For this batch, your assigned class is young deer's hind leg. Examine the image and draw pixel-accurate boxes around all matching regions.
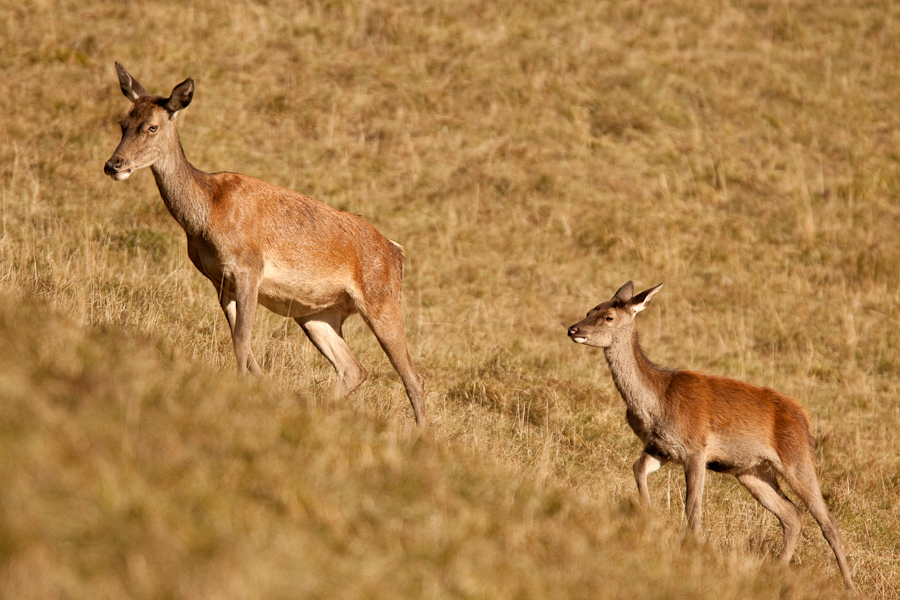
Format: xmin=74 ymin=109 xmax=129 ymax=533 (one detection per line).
xmin=782 ymin=461 xmax=856 ymax=592
xmin=735 ymin=467 xmax=803 ymax=563
xmin=296 ymin=310 xmax=367 ymax=398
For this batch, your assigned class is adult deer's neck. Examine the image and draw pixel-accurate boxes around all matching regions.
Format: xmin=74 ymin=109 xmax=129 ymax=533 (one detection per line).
xmin=150 ymin=126 xmax=211 ymax=237
xmin=604 ymin=325 xmax=670 ymax=420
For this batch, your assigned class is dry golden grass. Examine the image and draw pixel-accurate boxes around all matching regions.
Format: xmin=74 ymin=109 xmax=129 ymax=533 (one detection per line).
xmin=1 ymin=0 xmax=899 ymax=597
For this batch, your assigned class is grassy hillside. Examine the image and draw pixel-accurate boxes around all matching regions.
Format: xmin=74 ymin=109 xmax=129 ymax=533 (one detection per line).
xmin=0 ymin=293 xmax=845 ymax=599
xmin=1 ymin=0 xmax=898 ymax=597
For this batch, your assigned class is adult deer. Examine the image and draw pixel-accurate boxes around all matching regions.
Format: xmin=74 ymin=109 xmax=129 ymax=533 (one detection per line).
xmin=567 ymin=281 xmax=855 ymax=592
xmin=104 ymin=62 xmax=425 ymax=425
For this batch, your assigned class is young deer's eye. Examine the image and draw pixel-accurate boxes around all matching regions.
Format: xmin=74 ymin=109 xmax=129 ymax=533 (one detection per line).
xmin=148 ymin=125 xmax=158 ymax=133
xmin=604 ymin=316 xmax=614 ymax=322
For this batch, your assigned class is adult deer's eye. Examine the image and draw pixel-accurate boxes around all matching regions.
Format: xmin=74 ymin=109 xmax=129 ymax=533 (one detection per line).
xmin=148 ymin=125 xmax=158 ymax=133
xmin=604 ymin=316 xmax=614 ymax=322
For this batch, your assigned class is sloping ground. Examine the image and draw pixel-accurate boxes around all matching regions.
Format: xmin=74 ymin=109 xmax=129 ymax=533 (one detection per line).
xmin=1 ymin=0 xmax=899 ymax=597
xmin=0 ymin=293 xmax=845 ymax=599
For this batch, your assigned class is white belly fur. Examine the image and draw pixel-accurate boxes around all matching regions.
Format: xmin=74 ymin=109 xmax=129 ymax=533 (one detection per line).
xmin=257 ymin=259 xmax=356 ymax=318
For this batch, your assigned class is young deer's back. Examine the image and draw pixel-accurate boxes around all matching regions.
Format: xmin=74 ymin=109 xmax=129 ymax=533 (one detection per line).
xmin=662 ymin=371 xmax=814 ymax=473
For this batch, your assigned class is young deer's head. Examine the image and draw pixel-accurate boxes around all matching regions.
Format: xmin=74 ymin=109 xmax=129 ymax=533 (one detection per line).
xmin=104 ymin=62 xmax=194 ymax=181
xmin=567 ymin=281 xmax=663 ymax=348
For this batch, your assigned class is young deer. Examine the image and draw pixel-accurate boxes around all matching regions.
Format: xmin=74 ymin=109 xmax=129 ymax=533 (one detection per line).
xmin=104 ymin=63 xmax=425 ymax=425
xmin=567 ymin=281 xmax=855 ymax=592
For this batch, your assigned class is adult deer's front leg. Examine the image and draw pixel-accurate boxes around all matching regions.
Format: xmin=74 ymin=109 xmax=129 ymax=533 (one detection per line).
xmin=220 ymin=271 xmax=263 ymax=375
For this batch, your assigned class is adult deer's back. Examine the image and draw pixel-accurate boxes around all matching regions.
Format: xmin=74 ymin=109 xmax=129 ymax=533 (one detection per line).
xmin=104 ymin=62 xmax=425 ymax=424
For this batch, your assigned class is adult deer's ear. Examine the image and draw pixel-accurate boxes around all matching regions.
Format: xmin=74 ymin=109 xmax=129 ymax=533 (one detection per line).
xmin=165 ymin=78 xmax=194 ymax=114
xmin=629 ymin=283 xmax=664 ymax=314
xmin=613 ymin=280 xmax=634 ymax=302
xmin=115 ymin=62 xmax=148 ymax=103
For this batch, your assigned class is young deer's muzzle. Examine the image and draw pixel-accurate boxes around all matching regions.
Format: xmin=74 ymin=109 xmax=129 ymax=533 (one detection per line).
xmin=567 ymin=325 xmax=586 ymax=343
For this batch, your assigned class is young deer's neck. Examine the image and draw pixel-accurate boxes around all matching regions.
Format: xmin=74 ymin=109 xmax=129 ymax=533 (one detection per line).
xmin=604 ymin=324 xmax=667 ymax=420
xmin=150 ymin=126 xmax=211 ymax=237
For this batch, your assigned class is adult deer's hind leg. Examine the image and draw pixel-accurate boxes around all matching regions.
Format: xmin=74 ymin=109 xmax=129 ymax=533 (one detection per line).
xmin=296 ymin=310 xmax=367 ymax=398
xmin=359 ymin=297 xmax=425 ymax=425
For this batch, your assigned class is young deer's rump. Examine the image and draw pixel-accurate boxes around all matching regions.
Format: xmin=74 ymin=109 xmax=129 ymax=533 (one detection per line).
xmin=567 ymin=281 xmax=854 ymax=592
xmin=104 ymin=63 xmax=425 ymax=424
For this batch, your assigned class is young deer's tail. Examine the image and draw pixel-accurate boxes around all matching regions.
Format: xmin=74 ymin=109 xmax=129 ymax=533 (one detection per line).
xmin=389 ymin=240 xmax=406 ymax=279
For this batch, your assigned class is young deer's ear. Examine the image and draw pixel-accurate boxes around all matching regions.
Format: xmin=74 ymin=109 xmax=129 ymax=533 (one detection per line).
xmin=115 ymin=62 xmax=148 ymax=103
xmin=164 ymin=78 xmax=194 ymax=114
xmin=630 ymin=283 xmax=663 ymax=314
xmin=613 ymin=280 xmax=634 ymax=302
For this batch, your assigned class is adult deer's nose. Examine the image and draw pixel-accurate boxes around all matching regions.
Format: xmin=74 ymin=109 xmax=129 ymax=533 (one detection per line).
xmin=104 ymin=157 xmax=122 ymax=176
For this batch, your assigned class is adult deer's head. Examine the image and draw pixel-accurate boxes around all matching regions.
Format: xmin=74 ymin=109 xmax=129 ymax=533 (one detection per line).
xmin=104 ymin=62 xmax=194 ymax=180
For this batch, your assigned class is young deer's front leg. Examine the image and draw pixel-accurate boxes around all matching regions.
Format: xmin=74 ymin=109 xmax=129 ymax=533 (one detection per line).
xmin=633 ymin=450 xmax=667 ymax=508
xmin=683 ymin=453 xmax=707 ymax=533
